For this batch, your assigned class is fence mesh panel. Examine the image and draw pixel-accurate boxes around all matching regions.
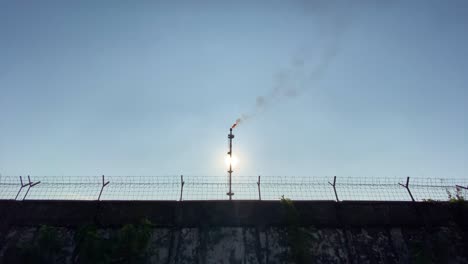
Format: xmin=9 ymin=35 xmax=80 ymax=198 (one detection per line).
xmin=21 ymin=176 xmax=101 ymax=201
xmin=0 ymin=175 xmax=467 ymax=201
xmin=100 ymin=176 xmax=180 ymax=201
xmin=0 ymin=176 xmax=21 ymax=200
xmin=410 ymin=178 xmax=468 ymax=201
xmin=336 ymin=177 xmax=410 ymax=201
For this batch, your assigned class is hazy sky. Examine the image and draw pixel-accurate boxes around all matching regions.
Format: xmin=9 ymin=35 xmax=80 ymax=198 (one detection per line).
xmin=1 ymin=0 xmax=467 ymax=178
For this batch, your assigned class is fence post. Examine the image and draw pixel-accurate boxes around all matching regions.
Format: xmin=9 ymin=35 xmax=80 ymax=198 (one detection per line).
xmin=456 ymin=185 xmax=468 ymax=190
xmin=398 ymin=176 xmax=415 ymax=202
xmin=15 ymin=176 xmax=28 ymax=200
xmin=179 ymin=175 xmax=185 ymax=201
xmin=97 ymin=175 xmax=110 ymax=201
xmin=257 ymin=175 xmax=261 ymax=201
xmin=23 ymin=175 xmax=41 ymax=201
xmin=328 ymin=176 xmax=339 ymax=202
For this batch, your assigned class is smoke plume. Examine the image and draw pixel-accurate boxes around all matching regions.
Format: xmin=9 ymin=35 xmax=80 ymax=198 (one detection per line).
xmin=231 ymin=3 xmax=351 ymax=129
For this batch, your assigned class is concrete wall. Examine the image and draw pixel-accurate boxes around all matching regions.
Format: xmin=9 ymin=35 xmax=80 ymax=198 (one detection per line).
xmin=0 ymin=200 xmax=467 ymax=263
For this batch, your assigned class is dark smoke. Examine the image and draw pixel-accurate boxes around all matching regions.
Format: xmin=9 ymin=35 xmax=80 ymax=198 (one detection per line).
xmin=232 ymin=2 xmax=351 ymax=128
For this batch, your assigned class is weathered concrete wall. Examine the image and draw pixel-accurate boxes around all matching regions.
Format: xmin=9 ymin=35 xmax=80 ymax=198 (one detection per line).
xmin=0 ymin=200 xmax=467 ymax=263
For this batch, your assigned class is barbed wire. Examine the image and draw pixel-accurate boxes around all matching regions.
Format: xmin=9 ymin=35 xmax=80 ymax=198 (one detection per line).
xmin=0 ymin=175 xmax=467 ymax=202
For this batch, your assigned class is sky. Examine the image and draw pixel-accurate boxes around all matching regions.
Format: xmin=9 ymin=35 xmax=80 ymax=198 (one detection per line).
xmin=1 ymin=0 xmax=467 ymax=179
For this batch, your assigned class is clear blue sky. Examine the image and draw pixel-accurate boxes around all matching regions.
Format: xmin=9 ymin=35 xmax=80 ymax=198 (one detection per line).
xmin=1 ymin=0 xmax=467 ymax=178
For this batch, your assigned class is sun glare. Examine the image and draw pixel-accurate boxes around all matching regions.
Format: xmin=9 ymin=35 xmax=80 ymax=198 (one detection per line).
xmin=224 ymin=155 xmax=239 ymax=168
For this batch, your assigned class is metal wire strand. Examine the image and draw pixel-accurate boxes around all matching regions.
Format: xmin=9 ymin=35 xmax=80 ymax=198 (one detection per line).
xmin=0 ymin=175 xmax=467 ymax=201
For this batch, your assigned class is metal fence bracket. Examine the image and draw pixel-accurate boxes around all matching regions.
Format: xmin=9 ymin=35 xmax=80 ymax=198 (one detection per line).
xmin=22 ymin=175 xmax=41 ymax=201
xmin=97 ymin=175 xmax=110 ymax=201
xmin=15 ymin=176 xmax=28 ymax=200
xmin=328 ymin=176 xmax=340 ymax=202
xmin=398 ymin=176 xmax=415 ymax=202
xmin=180 ymin=175 xmax=185 ymax=201
xmin=257 ymin=175 xmax=262 ymax=201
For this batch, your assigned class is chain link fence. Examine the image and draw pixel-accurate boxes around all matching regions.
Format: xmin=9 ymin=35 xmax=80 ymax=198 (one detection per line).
xmin=0 ymin=175 xmax=467 ymax=202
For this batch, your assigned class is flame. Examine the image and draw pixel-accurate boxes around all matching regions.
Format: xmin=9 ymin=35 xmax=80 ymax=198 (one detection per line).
xmin=231 ymin=118 xmax=241 ymax=129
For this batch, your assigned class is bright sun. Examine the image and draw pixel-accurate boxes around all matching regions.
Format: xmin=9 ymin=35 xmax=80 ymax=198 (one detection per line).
xmin=224 ymin=155 xmax=239 ymax=168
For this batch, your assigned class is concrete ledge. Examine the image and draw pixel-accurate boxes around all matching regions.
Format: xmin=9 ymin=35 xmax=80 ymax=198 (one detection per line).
xmin=0 ymin=200 xmax=466 ymax=228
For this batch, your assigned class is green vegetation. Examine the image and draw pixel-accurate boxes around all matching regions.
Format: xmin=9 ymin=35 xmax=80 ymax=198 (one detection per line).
xmin=280 ymin=195 xmax=312 ymax=263
xmin=10 ymin=220 xmax=153 ymax=264
xmin=422 ymin=187 xmax=466 ymax=203
xmin=15 ymin=225 xmax=64 ymax=264
xmin=114 ymin=219 xmax=153 ymax=263
xmin=74 ymin=225 xmax=111 ymax=264
xmin=409 ymin=226 xmax=460 ymax=264
xmin=74 ymin=218 xmax=153 ymax=264
xmin=447 ymin=187 xmax=465 ymax=203
xmin=409 ymin=239 xmax=433 ymax=264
